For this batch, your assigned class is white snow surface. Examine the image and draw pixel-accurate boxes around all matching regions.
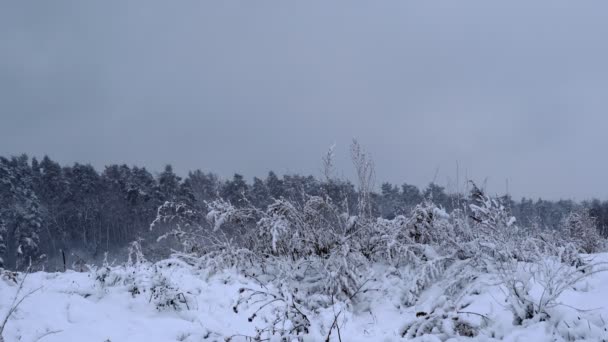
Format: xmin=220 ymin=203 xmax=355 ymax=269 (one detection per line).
xmin=2 ymin=254 xmax=608 ymax=342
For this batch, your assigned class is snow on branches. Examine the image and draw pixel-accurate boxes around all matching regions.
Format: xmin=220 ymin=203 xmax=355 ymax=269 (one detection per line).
xmin=140 ymin=164 xmax=607 ymax=340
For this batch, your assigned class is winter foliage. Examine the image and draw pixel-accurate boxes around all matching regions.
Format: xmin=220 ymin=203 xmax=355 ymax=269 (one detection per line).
xmin=1 ymin=144 xmax=608 ymax=341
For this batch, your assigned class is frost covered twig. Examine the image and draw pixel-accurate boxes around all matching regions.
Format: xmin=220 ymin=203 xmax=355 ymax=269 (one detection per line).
xmin=0 ymin=269 xmax=41 ymax=341
xmin=34 ymin=329 xmax=63 ymax=341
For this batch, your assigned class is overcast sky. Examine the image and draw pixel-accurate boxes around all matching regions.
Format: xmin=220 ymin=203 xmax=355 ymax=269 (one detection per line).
xmin=2 ymin=1 xmax=608 ymax=200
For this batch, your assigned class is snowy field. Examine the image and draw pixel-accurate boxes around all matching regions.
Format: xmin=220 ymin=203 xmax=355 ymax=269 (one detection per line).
xmin=2 ymin=253 xmax=608 ymax=342
xmin=2 ymin=181 xmax=608 ymax=341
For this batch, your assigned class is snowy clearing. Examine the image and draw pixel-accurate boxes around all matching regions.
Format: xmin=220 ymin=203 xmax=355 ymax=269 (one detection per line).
xmin=2 ymin=253 xmax=608 ymax=342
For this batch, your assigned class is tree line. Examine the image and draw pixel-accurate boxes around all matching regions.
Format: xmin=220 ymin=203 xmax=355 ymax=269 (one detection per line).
xmin=1 ymin=154 xmax=607 ymax=270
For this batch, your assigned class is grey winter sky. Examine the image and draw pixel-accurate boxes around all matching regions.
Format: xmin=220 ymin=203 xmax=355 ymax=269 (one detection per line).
xmin=2 ymin=1 xmax=608 ymax=200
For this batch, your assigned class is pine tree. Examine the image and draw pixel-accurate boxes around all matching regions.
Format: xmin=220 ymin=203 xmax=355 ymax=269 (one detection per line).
xmin=251 ymin=177 xmax=270 ymax=208
xmin=265 ymin=171 xmax=284 ymax=199
xmin=423 ymin=183 xmax=448 ymax=209
xmin=380 ymin=182 xmax=400 ymax=219
xmin=157 ymin=165 xmax=181 ymax=202
xmin=401 ymin=183 xmax=422 ymax=212
xmin=0 ymin=155 xmax=42 ymax=269
xmin=33 ymin=156 xmax=67 ymax=259
xmin=183 ymin=170 xmax=219 ymax=208
xmin=221 ymin=174 xmax=249 ymax=207
xmin=63 ymin=163 xmax=102 ymax=250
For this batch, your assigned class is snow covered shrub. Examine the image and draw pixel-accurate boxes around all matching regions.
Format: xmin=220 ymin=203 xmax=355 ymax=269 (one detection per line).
xmin=562 ymin=209 xmax=602 ymax=253
xmin=127 ymin=240 xmax=147 ymax=265
xmin=143 ymin=165 xmax=605 ymax=340
xmin=256 ymin=197 xmax=375 ymax=304
xmin=92 ymin=261 xmax=193 ymax=312
xmin=174 ymin=236 xmax=259 ymax=278
xmin=401 ymin=297 xmax=481 ymax=339
xmin=371 ymin=204 xmax=455 ymax=267
xmin=0 ymin=269 xmax=18 ymax=284
xmin=368 ymin=203 xmax=477 ymax=307
xmin=465 ymin=183 xmax=569 ymax=266
xmin=234 ymin=283 xmax=311 ymax=340
xmin=154 ymin=198 xmax=261 ymax=256
xmin=255 ymin=196 xmax=353 ymax=258
xmin=468 ymin=183 xmax=519 ymax=248
xmin=148 ymin=270 xmax=191 ymax=311
xmin=203 ymin=195 xmax=373 ymax=304
xmin=491 ymin=249 xmax=608 ymax=326
xmin=247 ymin=252 xmax=369 ymax=311
xmin=151 ymin=201 xmax=203 ymax=253
xmin=552 ymin=312 xmax=608 ymax=341
xmin=464 ymin=196 xmax=608 ymax=328
xmin=256 ymin=199 xmax=316 ymax=256
xmin=93 ymin=265 xmax=123 ymax=290
xmin=152 ymin=193 xmax=374 ymax=325
xmin=406 ymin=201 xmax=452 ymax=245
xmin=206 ymin=198 xmax=258 ymax=233
xmin=491 ymin=257 xmax=537 ymax=325
xmin=152 ymin=201 xmax=200 ymax=228
xmin=519 ymin=233 xmax=585 ymax=267
xmin=150 ymin=199 xmax=259 ymax=279
xmin=89 ymin=243 xmax=195 ymax=312
xmin=401 ymin=256 xmax=456 ymax=306
xmin=318 ymin=248 xmax=370 ymax=302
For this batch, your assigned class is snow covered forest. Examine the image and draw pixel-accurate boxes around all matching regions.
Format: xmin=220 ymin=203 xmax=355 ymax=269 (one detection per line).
xmin=2 ymin=144 xmax=608 ymax=272
xmin=1 ymin=142 xmax=608 ymax=341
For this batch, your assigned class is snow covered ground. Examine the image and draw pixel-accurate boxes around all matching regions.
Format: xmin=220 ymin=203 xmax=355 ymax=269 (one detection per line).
xmin=2 ymin=254 xmax=608 ymax=342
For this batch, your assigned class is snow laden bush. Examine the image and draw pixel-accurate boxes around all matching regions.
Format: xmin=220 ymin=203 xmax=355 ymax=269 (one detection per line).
xmin=401 ymin=297 xmax=482 ymax=339
xmin=146 ymin=183 xmax=486 ymax=339
xmin=561 ymin=209 xmax=602 ymax=254
xmin=91 ymin=241 xmax=194 ymax=312
xmin=490 ymin=249 xmax=608 ymax=327
xmin=466 ymin=185 xmax=608 ymax=332
xmin=369 ymin=201 xmax=470 ymax=307
xmin=145 ymin=166 xmax=607 ymax=341
xmin=179 ymin=194 xmax=369 ymax=340
xmin=223 ymin=198 xmax=484 ymax=339
xmin=233 ymin=282 xmax=312 ymax=340
xmin=218 ymin=195 xmax=370 ymax=303
xmin=150 ymin=201 xmax=202 ymax=253
xmin=467 ymin=183 xmax=522 ymax=260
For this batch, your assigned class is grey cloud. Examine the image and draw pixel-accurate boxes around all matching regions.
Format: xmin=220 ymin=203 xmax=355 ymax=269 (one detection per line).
xmin=2 ymin=0 xmax=608 ymax=199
